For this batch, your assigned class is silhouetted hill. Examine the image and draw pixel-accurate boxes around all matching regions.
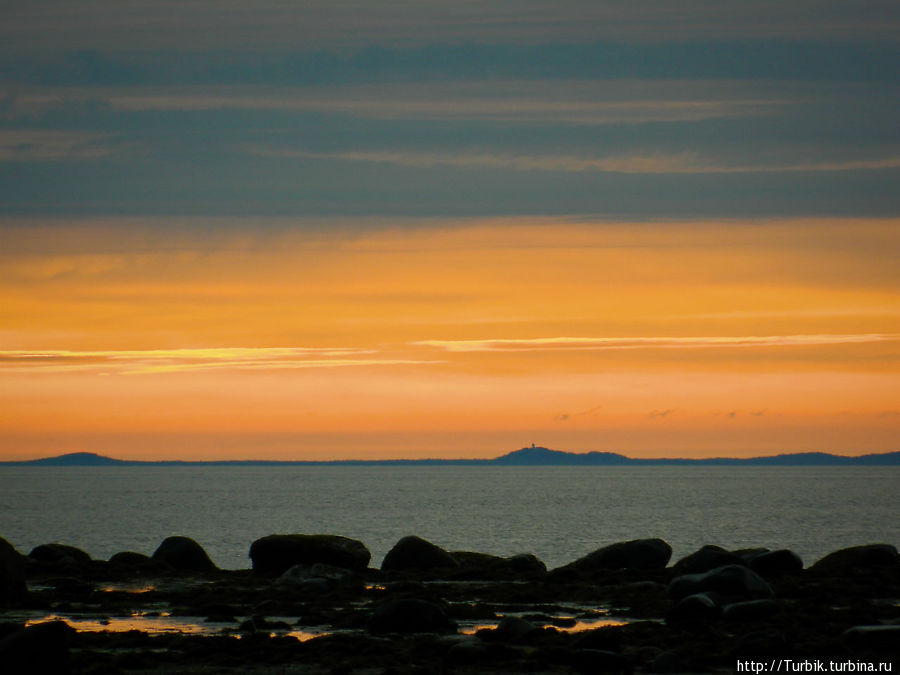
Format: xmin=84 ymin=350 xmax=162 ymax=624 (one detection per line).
xmin=492 ymin=446 xmax=631 ymax=465
xmin=2 ymin=448 xmax=898 ymax=467
xmin=19 ymin=452 xmax=133 ymax=466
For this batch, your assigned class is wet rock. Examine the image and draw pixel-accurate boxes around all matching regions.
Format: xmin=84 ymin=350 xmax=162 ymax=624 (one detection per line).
xmin=239 ymin=616 xmax=292 ymax=633
xmin=555 ymin=538 xmax=672 ymax=573
xmin=250 ymin=534 xmax=371 ymax=574
xmin=0 ymin=620 xmax=74 ymax=674
xmin=450 ymin=551 xmax=546 ymax=577
xmin=723 ymin=599 xmax=779 ymax=621
xmin=842 ymin=625 xmax=900 ymax=656
xmin=108 ymin=551 xmax=154 ymax=566
xmin=571 ymin=648 xmax=628 ymax=674
xmin=28 ymin=543 xmax=92 ymax=566
xmin=282 ymin=561 xmax=353 ymax=581
xmin=665 ymin=592 xmax=723 ymax=624
xmin=670 ymin=545 xmax=746 ymax=575
xmin=669 ymin=564 xmax=774 ymax=601
xmin=571 ymin=626 xmax=623 ymax=652
xmin=366 ymin=598 xmax=457 ymax=634
xmin=381 ymin=535 xmax=459 ymax=573
xmin=745 ymin=549 xmax=803 ymax=577
xmin=277 ymin=562 xmax=358 ymax=591
xmin=444 ymin=636 xmax=491 ymax=665
xmin=809 ymin=544 xmax=900 ymax=575
xmin=151 ymin=536 xmax=217 ymax=572
xmin=50 ymin=577 xmax=95 ymax=600
xmin=487 ymin=616 xmax=539 ymax=643
xmin=0 ymin=537 xmax=27 ymax=605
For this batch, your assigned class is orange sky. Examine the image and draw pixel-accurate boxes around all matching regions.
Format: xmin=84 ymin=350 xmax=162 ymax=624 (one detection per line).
xmin=1 ymin=216 xmax=898 ymax=460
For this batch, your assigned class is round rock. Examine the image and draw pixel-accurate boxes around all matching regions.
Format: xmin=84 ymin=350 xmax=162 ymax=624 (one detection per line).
xmin=152 ymin=536 xmax=217 ymax=572
xmin=381 ymin=535 xmax=459 ymax=572
xmin=249 ymin=534 xmax=371 ymax=574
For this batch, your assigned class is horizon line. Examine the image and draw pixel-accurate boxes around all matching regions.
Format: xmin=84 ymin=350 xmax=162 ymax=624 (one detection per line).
xmin=3 ymin=446 xmax=899 ymax=466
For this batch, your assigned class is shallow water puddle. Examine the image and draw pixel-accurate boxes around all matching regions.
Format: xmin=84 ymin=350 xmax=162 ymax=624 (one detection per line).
xmin=25 ymin=612 xmax=231 ymax=635
xmin=19 ymin=612 xmax=335 ymax=642
xmin=459 ymin=614 xmax=627 ymax=635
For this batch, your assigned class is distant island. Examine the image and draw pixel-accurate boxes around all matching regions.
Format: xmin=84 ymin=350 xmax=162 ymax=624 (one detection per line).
xmin=2 ymin=447 xmax=899 ymax=466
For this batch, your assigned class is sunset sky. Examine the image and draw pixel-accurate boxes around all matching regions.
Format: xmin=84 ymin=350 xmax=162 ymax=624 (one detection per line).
xmin=1 ymin=1 xmax=898 ymax=460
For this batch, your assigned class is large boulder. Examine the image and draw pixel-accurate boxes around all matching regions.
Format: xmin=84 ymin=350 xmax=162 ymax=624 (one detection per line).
xmin=842 ymin=626 xmax=900 ymax=656
xmin=108 ymin=551 xmax=164 ymax=569
xmin=0 ymin=537 xmax=27 ymax=605
xmin=152 ymin=536 xmax=217 ymax=572
xmin=669 ymin=564 xmax=773 ymax=602
xmin=366 ymin=598 xmax=457 ymax=634
xmin=28 ymin=543 xmax=91 ymax=567
xmin=0 ymin=620 xmax=74 ymax=674
xmin=809 ymin=544 xmax=900 ymax=575
xmin=555 ymin=538 xmax=672 ymax=574
xmin=249 ymin=534 xmax=370 ymax=574
xmin=745 ymin=549 xmax=803 ymax=577
xmin=381 ymin=535 xmax=458 ymax=573
xmin=670 ymin=545 xmax=745 ymax=575
xmin=450 ymin=551 xmax=546 ymax=578
xmin=665 ymin=592 xmax=723 ymax=624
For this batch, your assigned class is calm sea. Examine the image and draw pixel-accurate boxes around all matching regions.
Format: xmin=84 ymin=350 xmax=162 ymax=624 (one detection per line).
xmin=1 ymin=465 xmax=897 ymax=570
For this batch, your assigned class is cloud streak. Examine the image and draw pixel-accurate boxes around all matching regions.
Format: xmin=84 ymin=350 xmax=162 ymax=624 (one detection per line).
xmin=262 ymin=149 xmax=900 ymax=175
xmin=0 ymin=347 xmax=438 ymax=375
xmin=414 ymin=334 xmax=899 ymax=353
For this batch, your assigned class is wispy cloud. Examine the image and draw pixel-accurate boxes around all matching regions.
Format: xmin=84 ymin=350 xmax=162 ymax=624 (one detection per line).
xmin=0 ymin=347 xmax=438 ymax=375
xmin=256 ymin=148 xmax=900 ymax=175
xmin=414 ymin=334 xmax=899 ymax=352
xmin=95 ymin=84 xmax=780 ymax=125
xmin=0 ymin=131 xmax=127 ymax=161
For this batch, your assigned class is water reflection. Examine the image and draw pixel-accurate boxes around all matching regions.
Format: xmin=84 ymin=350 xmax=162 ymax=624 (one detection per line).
xmin=460 ymin=615 xmax=626 ymax=635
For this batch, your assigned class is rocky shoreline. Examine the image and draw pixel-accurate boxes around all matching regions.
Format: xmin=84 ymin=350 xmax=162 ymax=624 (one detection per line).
xmin=1 ymin=534 xmax=899 ymax=673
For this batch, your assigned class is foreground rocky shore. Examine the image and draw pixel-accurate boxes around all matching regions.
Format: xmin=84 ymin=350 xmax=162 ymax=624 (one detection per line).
xmin=1 ymin=534 xmax=899 ymax=674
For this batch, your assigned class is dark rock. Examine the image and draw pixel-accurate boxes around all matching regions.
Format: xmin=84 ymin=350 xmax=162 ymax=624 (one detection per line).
xmin=506 ymin=553 xmax=546 ymax=573
xmin=239 ymin=616 xmax=292 ymax=633
xmin=571 ymin=626 xmax=624 ymax=652
xmin=444 ymin=637 xmax=490 ymax=665
xmin=278 ymin=562 xmax=357 ymax=586
xmin=665 ymin=592 xmax=723 ymax=624
xmin=723 ymin=599 xmax=779 ymax=621
xmin=151 ymin=536 xmax=217 ymax=572
xmin=450 ymin=551 xmax=546 ymax=577
xmin=650 ymin=651 xmax=684 ymax=673
xmin=108 ymin=551 xmax=162 ymax=568
xmin=0 ymin=620 xmax=74 ymax=674
xmin=733 ymin=631 xmax=788 ymax=660
xmin=745 ymin=549 xmax=803 ymax=577
xmin=571 ymin=649 xmax=628 ymax=674
xmin=488 ymin=616 xmax=539 ymax=643
xmin=366 ymin=598 xmax=457 ymax=634
xmin=809 ymin=544 xmax=900 ymax=575
xmin=0 ymin=537 xmax=27 ymax=605
xmin=842 ymin=626 xmax=900 ymax=656
xmin=669 ymin=564 xmax=774 ymax=601
xmin=28 ymin=543 xmax=91 ymax=566
xmin=50 ymin=577 xmax=95 ymax=600
xmin=555 ymin=538 xmax=672 ymax=573
xmin=381 ymin=535 xmax=458 ymax=573
xmin=670 ymin=545 xmax=746 ymax=575
xmin=250 ymin=534 xmax=371 ymax=574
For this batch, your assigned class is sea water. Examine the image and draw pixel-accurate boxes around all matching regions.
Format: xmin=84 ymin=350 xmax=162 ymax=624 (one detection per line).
xmin=1 ymin=465 xmax=897 ymax=570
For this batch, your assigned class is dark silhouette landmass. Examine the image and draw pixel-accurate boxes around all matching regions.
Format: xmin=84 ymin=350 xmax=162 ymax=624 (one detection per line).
xmin=2 ymin=447 xmax=899 ymax=466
